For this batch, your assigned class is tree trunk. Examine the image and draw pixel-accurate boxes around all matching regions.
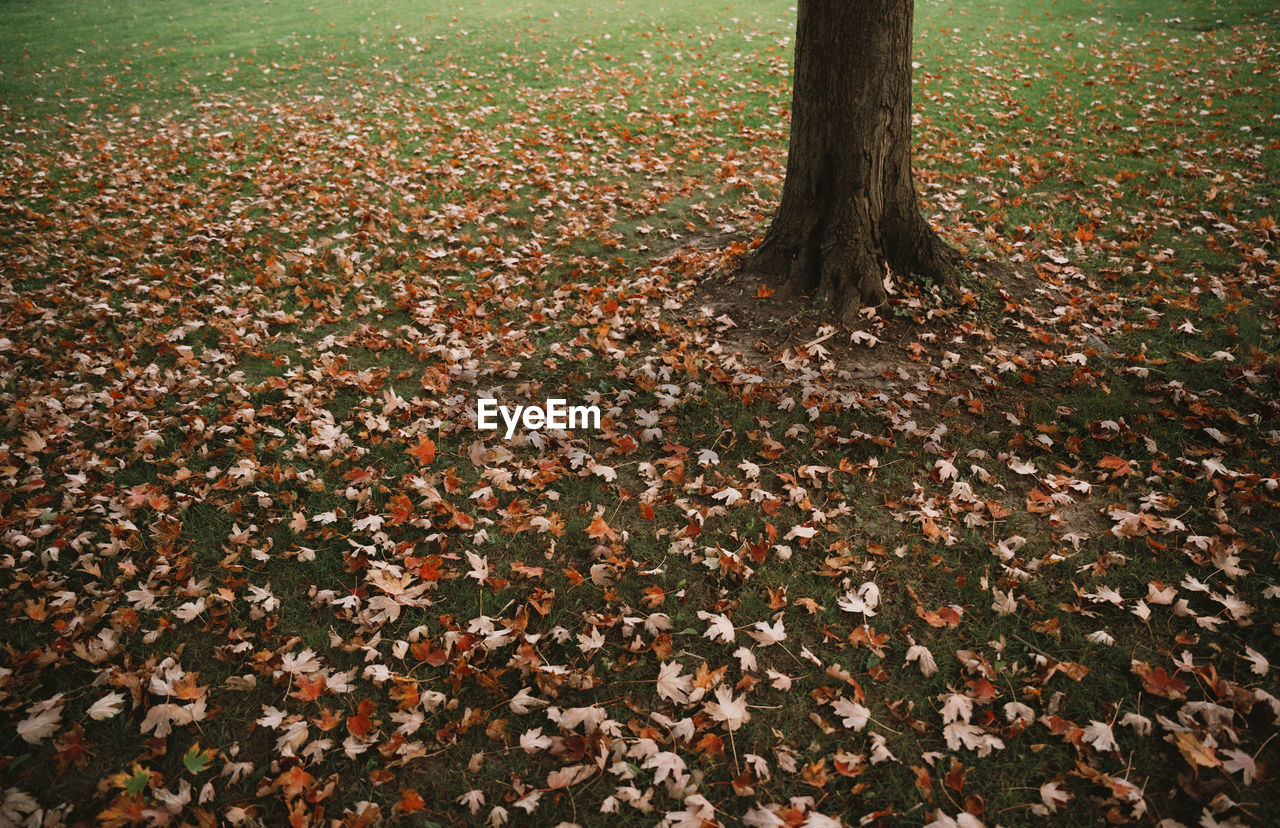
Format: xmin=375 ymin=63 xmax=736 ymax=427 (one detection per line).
xmin=750 ymin=0 xmax=959 ymax=322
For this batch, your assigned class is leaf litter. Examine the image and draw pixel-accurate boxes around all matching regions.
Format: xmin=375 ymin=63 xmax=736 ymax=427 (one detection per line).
xmin=1 ymin=2 xmax=1279 ymax=826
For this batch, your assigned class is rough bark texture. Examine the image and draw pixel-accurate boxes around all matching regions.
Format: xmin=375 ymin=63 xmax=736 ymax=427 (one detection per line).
xmin=750 ymin=0 xmax=959 ymax=321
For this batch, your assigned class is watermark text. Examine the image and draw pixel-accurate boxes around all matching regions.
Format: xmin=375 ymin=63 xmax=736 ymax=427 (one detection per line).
xmin=476 ymin=398 xmax=601 ymax=439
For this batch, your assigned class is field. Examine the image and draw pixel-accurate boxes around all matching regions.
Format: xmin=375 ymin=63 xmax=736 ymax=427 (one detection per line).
xmin=2 ymin=0 xmax=1279 ymax=825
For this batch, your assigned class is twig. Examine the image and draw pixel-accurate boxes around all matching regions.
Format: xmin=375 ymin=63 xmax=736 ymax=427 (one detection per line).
xmin=1011 ymin=633 xmax=1055 ymax=660
xmin=775 ymin=640 xmax=806 ymax=668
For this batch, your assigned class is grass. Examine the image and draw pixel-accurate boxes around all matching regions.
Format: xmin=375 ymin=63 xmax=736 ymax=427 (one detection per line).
xmin=2 ymin=0 xmax=1279 ymax=825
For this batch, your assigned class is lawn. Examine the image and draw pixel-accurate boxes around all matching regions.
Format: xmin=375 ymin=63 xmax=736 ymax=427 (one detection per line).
xmin=1 ymin=0 xmax=1279 ymax=825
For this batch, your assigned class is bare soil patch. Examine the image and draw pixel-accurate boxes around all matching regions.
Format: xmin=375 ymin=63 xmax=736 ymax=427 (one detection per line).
xmin=674 ymin=241 xmax=1050 ymax=387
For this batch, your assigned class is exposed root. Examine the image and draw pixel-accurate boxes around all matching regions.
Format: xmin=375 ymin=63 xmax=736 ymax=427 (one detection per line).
xmin=895 ymin=220 xmax=962 ymax=293
xmin=817 ymin=234 xmax=886 ymax=322
xmin=745 ymin=206 xmax=963 ymax=323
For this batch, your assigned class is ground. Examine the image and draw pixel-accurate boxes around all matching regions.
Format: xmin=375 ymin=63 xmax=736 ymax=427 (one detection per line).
xmin=1 ymin=0 xmax=1279 ymax=826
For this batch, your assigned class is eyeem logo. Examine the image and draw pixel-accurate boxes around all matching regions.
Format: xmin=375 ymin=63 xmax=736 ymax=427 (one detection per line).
xmin=476 ymin=398 xmax=602 ymax=440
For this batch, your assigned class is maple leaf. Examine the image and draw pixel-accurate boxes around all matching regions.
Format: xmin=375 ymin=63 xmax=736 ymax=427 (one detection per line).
xmin=508 ymin=687 xmax=548 ymax=714
xmin=585 ymin=513 xmax=617 ymax=541
xmin=943 ymin=722 xmax=1005 ymax=757
xmin=644 ymin=750 xmax=687 ymax=785
xmin=697 ymin=611 xmax=736 ymax=644
xmin=1039 ymin=779 xmax=1073 ymax=813
xmin=174 ymin=597 xmax=206 ymax=621
xmin=831 ymin=697 xmax=870 ymax=731
xmin=1131 ymin=661 xmax=1187 ymax=699
xmin=991 ymin=588 xmax=1017 ymax=616
xmin=840 ymin=582 xmax=882 ymax=618
xmin=656 ymin=661 xmax=692 ymax=704
xmin=712 ymin=486 xmax=743 ymax=506
xmin=1169 ymin=731 xmax=1220 ymax=769
xmin=933 ymin=458 xmax=959 ymax=482
xmin=519 ymin=728 xmax=553 ymax=753
xmin=347 ymin=700 xmax=376 ymax=740
xmin=52 ymin=723 xmax=92 ymax=774
xmin=88 ymin=692 xmax=127 ymax=721
xmin=585 ymin=461 xmax=616 ymax=482
xmin=352 ymin=513 xmax=385 ymax=532
xmin=905 ymin=644 xmax=938 ymax=677
xmin=576 ymin=626 xmax=605 ymax=654
xmin=457 ymin=789 xmax=486 ymax=815
xmin=406 ymin=435 xmax=437 ymax=465
xmin=6 ymin=3 xmax=1278 ymax=822
xmin=1119 ymin=712 xmax=1152 ymax=736
xmin=1081 ymin=720 xmax=1119 ymax=752
xmin=394 ymin=788 xmax=426 ymax=815
xmin=705 ymin=686 xmax=750 ymax=731
xmin=767 ymin=669 xmax=793 ymax=691
xmin=918 ymin=604 xmax=964 ymax=628
xmin=784 ymin=524 xmax=818 ymax=541
xmin=743 ymin=806 xmax=786 ymax=828
xmin=182 ymin=743 xmax=217 ymax=774
xmin=795 ymin=596 xmax=823 ymax=614
xmin=1243 ymin=647 xmax=1270 ymax=676
xmin=279 ymin=648 xmax=323 ymax=675
xmin=98 ymin=793 xmax=148 ymax=827
xmin=1008 ymin=458 xmax=1038 ymax=475
xmin=1221 ymin=749 xmax=1258 ymax=784
xmin=746 ymin=619 xmax=786 ymax=647
xmin=289 ymin=674 xmax=327 ymax=702
xmin=940 ymin=693 xmax=973 ymax=725
xmin=17 ymin=699 xmax=63 ymax=745
xmin=465 ymin=551 xmax=490 ymax=583
xmin=546 ymin=764 xmax=593 ymax=789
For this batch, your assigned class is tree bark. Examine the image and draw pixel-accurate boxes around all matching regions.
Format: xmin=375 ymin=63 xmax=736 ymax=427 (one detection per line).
xmin=750 ymin=0 xmax=959 ymax=322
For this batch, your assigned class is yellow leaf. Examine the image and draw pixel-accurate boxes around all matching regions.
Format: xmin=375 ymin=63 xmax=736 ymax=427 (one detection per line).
xmin=1172 ymin=731 xmax=1220 ymax=770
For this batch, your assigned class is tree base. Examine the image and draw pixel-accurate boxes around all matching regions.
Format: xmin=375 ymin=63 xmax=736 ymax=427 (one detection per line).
xmin=747 ymin=215 xmax=960 ymax=326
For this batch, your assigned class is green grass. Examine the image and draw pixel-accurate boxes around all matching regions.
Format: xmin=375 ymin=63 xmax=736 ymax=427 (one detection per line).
xmin=2 ymin=0 xmax=1279 ymax=825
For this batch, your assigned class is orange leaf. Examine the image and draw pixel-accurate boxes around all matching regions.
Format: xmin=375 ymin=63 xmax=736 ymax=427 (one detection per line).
xmin=911 ymin=765 xmax=933 ymax=797
xmin=387 ymin=493 xmax=414 ymax=525
xmin=801 ymin=758 xmax=829 ymax=788
xmin=290 ymin=674 xmax=327 ymax=703
xmin=314 ymin=707 xmax=342 ymax=732
xmin=389 ymin=680 xmax=420 ymax=710
xmin=586 ymin=514 xmax=616 ymax=540
xmin=967 ymin=678 xmax=999 ymax=700
xmin=395 ymin=789 xmax=426 ymax=815
xmin=918 ymin=604 xmax=964 ymax=628
xmin=1132 ymin=662 xmax=1187 ymax=699
xmin=347 ymin=700 xmax=376 ymax=739
xmin=407 ymin=436 xmax=437 ymax=465
xmin=275 ymin=766 xmax=313 ymax=799
xmin=98 ymin=794 xmax=147 ymax=828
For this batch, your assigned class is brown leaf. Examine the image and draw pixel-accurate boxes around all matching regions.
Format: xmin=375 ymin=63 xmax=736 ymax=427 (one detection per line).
xmin=801 ymin=758 xmax=828 ymax=788
xmin=1132 ymin=661 xmax=1187 ymax=700
xmin=1171 ymin=731 xmax=1221 ymax=770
